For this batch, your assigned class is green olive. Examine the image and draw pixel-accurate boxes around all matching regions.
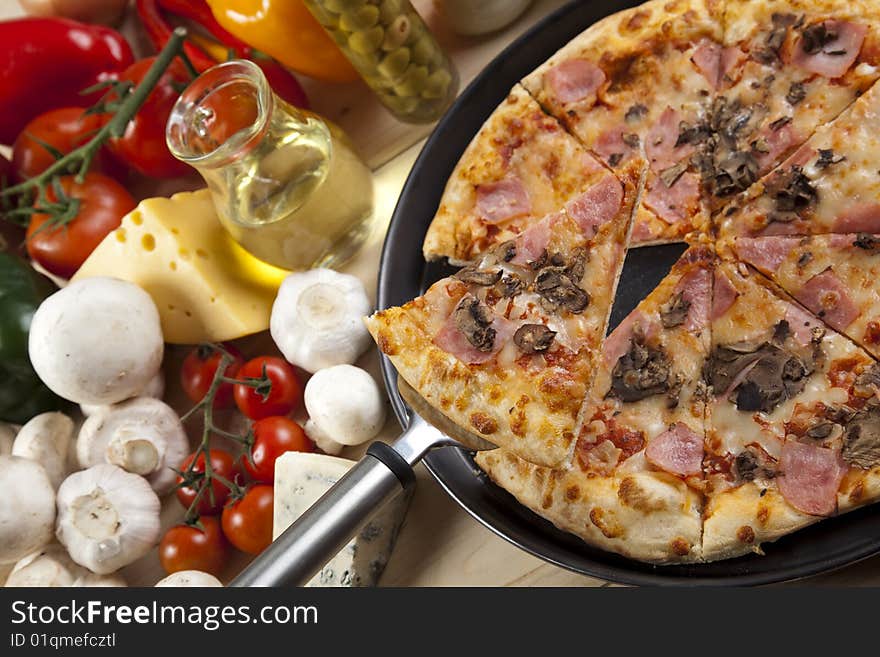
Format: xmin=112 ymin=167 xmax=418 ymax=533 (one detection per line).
xmin=382 ymin=15 xmax=411 ymax=50
xmin=348 ymin=26 xmax=385 ymax=55
xmin=381 ymin=91 xmax=420 ymax=116
xmin=377 ymin=47 xmax=411 ymax=80
xmin=323 ymin=0 xmax=362 ymax=12
xmin=392 ymin=64 xmax=429 ymax=96
xmin=378 ymin=0 xmax=403 ymax=23
xmin=327 ymin=27 xmax=350 ymax=47
xmin=410 ymin=34 xmax=438 ymax=66
xmin=339 ymin=5 xmax=380 ymax=31
xmin=421 ymin=68 xmax=453 ymax=99
xmin=306 ymin=3 xmax=340 ymax=25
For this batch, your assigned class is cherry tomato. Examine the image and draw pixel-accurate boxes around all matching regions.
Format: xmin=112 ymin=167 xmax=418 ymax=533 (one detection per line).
xmin=109 ymin=57 xmax=193 ymax=178
xmin=175 ymin=449 xmax=239 ymax=515
xmin=180 ymin=343 xmax=244 ymax=409
xmin=243 ymin=416 xmax=314 ymax=483
xmin=159 ymin=516 xmax=230 ymax=576
xmin=26 ymin=173 xmax=136 ymax=279
xmin=221 ymin=485 xmax=274 ymax=555
xmin=234 ymin=356 xmax=302 ymax=421
xmin=11 ymin=107 xmax=118 ymax=182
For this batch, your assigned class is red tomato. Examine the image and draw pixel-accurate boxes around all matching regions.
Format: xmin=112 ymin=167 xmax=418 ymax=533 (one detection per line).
xmin=180 ymin=343 xmax=244 ymax=409
xmin=109 ymin=57 xmax=192 ymax=178
xmin=159 ymin=516 xmax=230 ymax=576
xmin=12 ymin=107 xmax=117 ymax=182
xmin=26 ymin=173 xmax=136 ymax=279
xmin=243 ymin=416 xmax=314 ymax=483
xmin=233 ymin=356 xmax=302 ymax=421
xmin=175 ymin=449 xmax=239 ymax=515
xmin=221 ymin=485 xmax=274 ymax=555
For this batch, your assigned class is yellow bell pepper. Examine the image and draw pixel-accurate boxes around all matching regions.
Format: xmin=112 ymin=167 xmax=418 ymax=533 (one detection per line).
xmin=205 ymin=0 xmax=359 ymax=83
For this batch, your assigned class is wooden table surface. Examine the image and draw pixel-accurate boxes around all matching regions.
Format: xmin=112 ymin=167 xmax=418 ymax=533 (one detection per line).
xmin=4 ymin=0 xmax=880 ymax=587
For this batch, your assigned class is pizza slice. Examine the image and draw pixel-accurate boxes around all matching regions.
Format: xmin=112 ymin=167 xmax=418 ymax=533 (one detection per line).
xmin=717 ymin=79 xmax=880 ymax=238
xmin=520 ymin=0 xmax=724 ymax=245
xmin=732 ymin=233 xmax=880 ymax=360
xmin=698 ymin=0 xmax=880 ymax=212
xmin=367 ymin=178 xmax=637 ymax=467
xmin=422 ymin=84 xmax=625 ymax=264
xmin=476 ymin=246 xmax=714 ymax=563
xmin=702 ymin=259 xmax=880 ymax=561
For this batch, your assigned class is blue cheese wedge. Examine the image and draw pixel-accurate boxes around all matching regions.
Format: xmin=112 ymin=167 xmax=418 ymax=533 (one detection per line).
xmin=273 ymin=452 xmax=410 ymax=587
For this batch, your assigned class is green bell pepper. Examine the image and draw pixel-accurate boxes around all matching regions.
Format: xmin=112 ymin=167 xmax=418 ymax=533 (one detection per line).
xmin=0 ymin=253 xmax=68 ymax=424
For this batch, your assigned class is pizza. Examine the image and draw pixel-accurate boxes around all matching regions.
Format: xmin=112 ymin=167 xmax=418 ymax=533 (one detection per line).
xmin=477 ymin=246 xmax=713 ymax=563
xmin=718 ymin=79 xmax=880 ymax=239
xmin=369 ymin=0 xmax=880 ymax=564
xmin=733 ymin=233 xmax=880 ymax=358
xmin=366 ymin=176 xmax=638 ymax=467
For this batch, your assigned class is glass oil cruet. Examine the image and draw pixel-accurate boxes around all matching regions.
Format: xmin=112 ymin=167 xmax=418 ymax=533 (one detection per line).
xmin=166 ymin=59 xmax=374 ymax=271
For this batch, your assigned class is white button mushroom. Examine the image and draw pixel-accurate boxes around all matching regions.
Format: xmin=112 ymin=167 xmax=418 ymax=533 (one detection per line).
xmin=270 ymin=269 xmax=373 ymax=373
xmin=304 ymin=418 xmax=345 ymax=456
xmin=0 ymin=456 xmax=56 ymax=564
xmin=303 ymin=365 xmax=387 ymax=447
xmin=28 ymin=277 xmax=164 ymax=405
xmin=155 ymin=570 xmax=223 ymax=587
xmin=72 ymin=572 xmax=127 ymax=587
xmin=11 ymin=412 xmax=75 ymax=489
xmin=5 ymin=544 xmax=87 ymax=587
xmin=76 ymin=397 xmax=188 ymax=496
xmin=80 ymin=369 xmax=166 ymax=418
xmin=55 ymin=464 xmax=161 ymax=575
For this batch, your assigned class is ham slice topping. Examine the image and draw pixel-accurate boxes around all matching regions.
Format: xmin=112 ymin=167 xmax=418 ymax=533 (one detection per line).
xmin=602 ymin=311 xmax=660 ymax=367
xmin=692 ymin=39 xmax=746 ymax=88
xmin=592 ymin=126 xmax=637 ymax=167
xmin=711 ymin=272 xmax=739 ymax=319
xmin=833 ymin=203 xmax=880 ymax=233
xmin=475 ymin=177 xmax=531 ymax=224
xmin=675 ymin=267 xmax=712 ymax=332
xmin=433 ymin=311 xmax=517 ymax=365
xmin=645 ymin=107 xmax=695 ymax=171
xmin=643 ymin=171 xmax=700 ymax=225
xmin=544 ymin=59 xmax=605 ymax=105
xmin=564 ymin=174 xmax=623 ymax=236
xmin=509 ymin=213 xmax=557 ymax=265
xmin=754 ymin=122 xmax=802 ymax=174
xmin=778 ymin=440 xmax=845 ymax=516
xmin=785 ymin=304 xmax=823 ymax=346
xmin=797 ymin=269 xmax=860 ymax=331
xmin=792 ymin=20 xmax=867 ymax=79
xmin=645 ymin=423 xmax=704 ymax=476
xmin=734 ymin=236 xmax=799 ymax=273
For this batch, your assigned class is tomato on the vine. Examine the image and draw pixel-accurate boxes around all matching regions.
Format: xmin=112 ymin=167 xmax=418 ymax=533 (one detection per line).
xmin=243 ymin=416 xmax=313 ymax=483
xmin=221 ymin=485 xmax=274 ymax=555
xmin=109 ymin=56 xmax=193 ymax=178
xmin=180 ymin=344 xmax=244 ymax=408
xmin=175 ymin=449 xmax=239 ymax=515
xmin=12 ymin=107 xmax=118 ymax=183
xmin=26 ymin=173 xmax=136 ymax=279
xmin=159 ymin=516 xmax=230 ymax=576
xmin=234 ymin=356 xmax=302 ymax=421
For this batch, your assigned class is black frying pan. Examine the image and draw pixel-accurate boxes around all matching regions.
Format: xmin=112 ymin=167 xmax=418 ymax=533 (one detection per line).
xmin=376 ymin=0 xmax=880 ymax=585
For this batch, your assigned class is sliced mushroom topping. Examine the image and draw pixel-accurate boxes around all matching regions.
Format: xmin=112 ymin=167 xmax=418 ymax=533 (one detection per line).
xmin=453 ymin=296 xmax=496 ymax=352
xmin=767 ymin=165 xmax=817 ymax=213
xmin=786 ymin=81 xmax=807 ymax=105
xmin=565 ymin=247 xmax=589 ymax=283
xmin=733 ymin=448 xmax=776 ymax=482
xmin=607 ymin=153 xmax=624 ymax=167
xmin=621 ymin=133 xmax=640 ymax=148
xmin=705 ymin=340 xmax=814 ymax=413
xmin=853 ymin=233 xmax=880 ymax=252
xmin=800 ymin=21 xmax=840 ymax=56
xmin=797 ymin=251 xmax=813 ymax=267
xmin=608 ymin=334 xmax=675 ymax=403
xmin=513 ymin=324 xmax=557 ymax=354
xmin=660 ymin=160 xmax=689 ymax=188
xmin=534 ymin=266 xmax=590 ymax=313
xmin=769 ymin=116 xmax=792 ymax=132
xmin=676 ymin=121 xmax=712 ymax=147
xmin=498 ymin=273 xmax=524 ymax=298
xmin=754 ymin=13 xmax=798 ymax=64
xmin=713 ymin=150 xmax=759 ymax=196
xmin=772 ymin=318 xmax=791 ymax=343
xmin=494 ymin=240 xmax=517 ymax=263
xmin=659 ymin=291 xmax=691 ymax=328
xmin=806 ymin=422 xmax=835 ymax=440
xmin=854 ymin=363 xmax=880 ymax=397
xmin=454 ymin=266 xmax=503 ymax=286
xmin=816 ymin=148 xmax=845 ymax=169
xmin=625 ymin=104 xmax=648 ymax=123
xmin=842 ymin=402 xmax=880 ymax=469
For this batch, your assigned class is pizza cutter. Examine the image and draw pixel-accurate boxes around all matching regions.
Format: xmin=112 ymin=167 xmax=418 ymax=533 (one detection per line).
xmin=231 ymin=378 xmax=497 ymax=587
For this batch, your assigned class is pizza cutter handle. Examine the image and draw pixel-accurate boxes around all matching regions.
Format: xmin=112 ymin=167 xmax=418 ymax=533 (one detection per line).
xmin=229 ymin=422 xmax=440 ymax=587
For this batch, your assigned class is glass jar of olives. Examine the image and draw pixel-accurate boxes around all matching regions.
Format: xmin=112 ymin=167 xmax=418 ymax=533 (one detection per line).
xmin=303 ymin=0 xmax=460 ymax=123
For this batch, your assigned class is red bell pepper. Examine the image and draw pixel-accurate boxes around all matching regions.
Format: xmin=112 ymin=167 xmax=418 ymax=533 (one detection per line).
xmin=0 ymin=17 xmax=134 ymax=145
xmin=136 ymin=0 xmax=309 ymax=109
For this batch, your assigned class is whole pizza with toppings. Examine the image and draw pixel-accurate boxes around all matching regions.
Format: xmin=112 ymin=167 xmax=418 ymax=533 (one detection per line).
xmin=369 ymin=0 xmax=880 ymax=563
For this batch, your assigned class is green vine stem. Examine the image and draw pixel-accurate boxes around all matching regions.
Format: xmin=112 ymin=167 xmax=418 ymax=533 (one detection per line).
xmin=0 ymin=27 xmax=191 ymax=206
